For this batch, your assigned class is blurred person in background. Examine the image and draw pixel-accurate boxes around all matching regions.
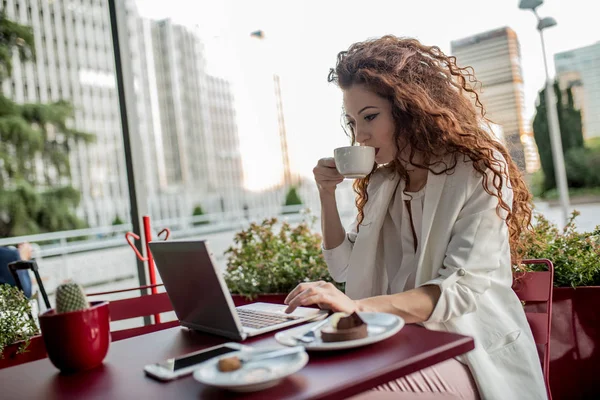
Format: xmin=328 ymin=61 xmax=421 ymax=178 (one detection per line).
xmin=284 ymin=36 xmax=547 ymax=399
xmin=0 ymin=242 xmax=33 ymax=298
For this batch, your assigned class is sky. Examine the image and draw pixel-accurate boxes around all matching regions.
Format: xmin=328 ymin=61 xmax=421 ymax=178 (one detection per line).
xmin=135 ymin=0 xmax=599 ymax=190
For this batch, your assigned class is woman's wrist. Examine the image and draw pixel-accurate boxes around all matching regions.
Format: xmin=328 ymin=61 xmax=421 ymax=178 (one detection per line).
xmin=354 ymin=299 xmax=370 ymax=313
xmin=318 ymin=187 xmax=337 ymax=199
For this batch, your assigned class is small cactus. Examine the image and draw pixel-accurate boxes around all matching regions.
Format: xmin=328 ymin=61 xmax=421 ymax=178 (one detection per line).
xmin=55 ymin=282 xmax=89 ymax=314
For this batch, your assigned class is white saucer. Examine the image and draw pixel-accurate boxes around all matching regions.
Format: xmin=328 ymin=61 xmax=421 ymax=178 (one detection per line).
xmin=193 ymin=348 xmax=308 ymax=392
xmin=275 ymin=312 xmax=404 ymax=351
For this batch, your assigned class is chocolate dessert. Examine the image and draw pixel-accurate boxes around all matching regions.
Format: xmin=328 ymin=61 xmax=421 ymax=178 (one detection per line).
xmin=321 ymin=312 xmax=368 ymax=342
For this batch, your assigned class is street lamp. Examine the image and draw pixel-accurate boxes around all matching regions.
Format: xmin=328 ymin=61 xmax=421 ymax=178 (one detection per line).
xmin=519 ymin=0 xmax=570 ymax=226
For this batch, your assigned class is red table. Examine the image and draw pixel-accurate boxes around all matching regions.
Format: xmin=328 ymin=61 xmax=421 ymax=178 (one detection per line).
xmin=1 ymin=325 xmax=474 ymax=400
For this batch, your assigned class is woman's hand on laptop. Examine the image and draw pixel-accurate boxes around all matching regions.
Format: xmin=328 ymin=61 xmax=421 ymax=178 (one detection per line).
xmin=284 ymin=281 xmax=358 ymax=314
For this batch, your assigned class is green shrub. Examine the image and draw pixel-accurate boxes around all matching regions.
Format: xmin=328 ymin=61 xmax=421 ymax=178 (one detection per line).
xmin=533 ymin=146 xmax=600 ymax=198
xmin=565 ymin=147 xmax=600 ymax=188
xmin=224 ymin=217 xmax=343 ymax=299
xmin=0 ymin=284 xmax=39 ymax=358
xmin=284 ymin=187 xmax=303 ymax=206
xmin=587 ymin=137 xmax=600 ymax=150
xmin=192 ymin=205 xmax=209 ymax=226
xmin=282 ymin=187 xmax=303 ymax=214
xmin=521 ymin=211 xmax=600 ymax=287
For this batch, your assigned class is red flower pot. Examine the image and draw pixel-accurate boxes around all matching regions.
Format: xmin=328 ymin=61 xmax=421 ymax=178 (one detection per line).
xmin=548 ymin=287 xmax=600 ymax=399
xmin=39 ymin=301 xmax=110 ymax=373
xmin=0 ymin=335 xmax=47 ymax=370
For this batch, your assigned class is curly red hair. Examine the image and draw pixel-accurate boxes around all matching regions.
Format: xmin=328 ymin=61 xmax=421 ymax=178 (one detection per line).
xmin=327 ymin=35 xmax=533 ymax=266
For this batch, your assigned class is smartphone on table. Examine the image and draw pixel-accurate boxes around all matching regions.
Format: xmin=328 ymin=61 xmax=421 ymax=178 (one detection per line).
xmin=144 ymin=342 xmax=251 ymax=381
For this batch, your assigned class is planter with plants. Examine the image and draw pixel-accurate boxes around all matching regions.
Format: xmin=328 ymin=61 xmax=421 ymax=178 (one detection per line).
xmin=224 ymin=217 xmax=343 ymax=306
xmin=282 ymin=186 xmax=303 ymax=215
xmin=0 ymin=284 xmax=44 ymax=369
xmin=521 ymin=211 xmax=600 ymax=399
xmin=192 ymin=204 xmax=210 ymax=226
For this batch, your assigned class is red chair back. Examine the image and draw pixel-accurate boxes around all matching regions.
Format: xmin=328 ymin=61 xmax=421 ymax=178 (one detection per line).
xmin=512 ymin=259 xmax=554 ymax=400
xmin=87 ymin=283 xmax=179 ymax=341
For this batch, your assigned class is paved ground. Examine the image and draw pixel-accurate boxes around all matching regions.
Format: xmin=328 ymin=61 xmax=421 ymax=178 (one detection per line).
xmin=533 ymin=201 xmax=600 ymax=233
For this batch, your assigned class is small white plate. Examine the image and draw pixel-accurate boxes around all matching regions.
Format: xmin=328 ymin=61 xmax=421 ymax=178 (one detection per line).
xmin=193 ymin=348 xmax=308 ymax=392
xmin=275 ymin=312 xmax=404 ymax=351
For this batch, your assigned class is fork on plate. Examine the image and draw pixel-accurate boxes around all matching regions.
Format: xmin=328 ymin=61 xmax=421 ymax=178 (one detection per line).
xmin=293 ymin=316 xmax=331 ymax=343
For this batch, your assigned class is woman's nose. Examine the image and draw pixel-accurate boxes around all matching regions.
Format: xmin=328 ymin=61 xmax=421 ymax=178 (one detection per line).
xmin=355 ymin=128 xmax=370 ymax=145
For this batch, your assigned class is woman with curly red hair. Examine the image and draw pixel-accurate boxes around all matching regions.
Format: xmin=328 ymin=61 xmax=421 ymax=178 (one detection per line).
xmin=285 ymin=36 xmax=547 ymax=399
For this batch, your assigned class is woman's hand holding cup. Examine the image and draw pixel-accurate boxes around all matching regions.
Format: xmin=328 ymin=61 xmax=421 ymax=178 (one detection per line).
xmin=313 ymin=158 xmax=344 ymax=196
xmin=314 ymin=146 xmax=375 ymax=196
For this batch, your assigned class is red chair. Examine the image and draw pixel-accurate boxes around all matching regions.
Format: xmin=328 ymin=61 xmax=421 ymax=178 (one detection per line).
xmin=86 ymin=283 xmax=179 ymax=341
xmin=512 ymin=259 xmax=554 ymax=400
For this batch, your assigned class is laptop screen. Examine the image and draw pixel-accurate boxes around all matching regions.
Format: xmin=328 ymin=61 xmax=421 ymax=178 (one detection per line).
xmin=149 ymin=240 xmax=242 ymax=338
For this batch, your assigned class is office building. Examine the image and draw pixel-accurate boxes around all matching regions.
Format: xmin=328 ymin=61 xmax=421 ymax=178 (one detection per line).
xmin=206 ymin=75 xmax=245 ymax=212
xmin=451 ymin=27 xmax=540 ymax=172
xmin=2 ymin=0 xmax=248 ymax=227
xmin=555 ymin=42 xmax=600 ymax=139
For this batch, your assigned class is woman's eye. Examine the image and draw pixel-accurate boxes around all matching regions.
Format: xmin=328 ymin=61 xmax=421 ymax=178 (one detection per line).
xmin=365 ymin=113 xmax=379 ymax=122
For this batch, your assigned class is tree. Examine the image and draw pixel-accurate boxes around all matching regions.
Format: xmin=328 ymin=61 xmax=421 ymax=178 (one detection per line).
xmin=533 ymin=81 xmax=584 ymax=191
xmin=0 ymin=12 xmax=94 ymax=237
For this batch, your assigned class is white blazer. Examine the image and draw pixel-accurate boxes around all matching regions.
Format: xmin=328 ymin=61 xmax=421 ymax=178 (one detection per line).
xmin=323 ymin=155 xmax=547 ymax=400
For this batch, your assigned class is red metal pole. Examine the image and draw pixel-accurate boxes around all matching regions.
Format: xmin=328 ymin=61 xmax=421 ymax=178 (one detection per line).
xmin=142 ymin=216 xmax=161 ymax=323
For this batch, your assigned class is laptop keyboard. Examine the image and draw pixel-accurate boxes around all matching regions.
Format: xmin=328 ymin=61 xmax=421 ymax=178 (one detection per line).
xmin=237 ymin=308 xmax=301 ymax=330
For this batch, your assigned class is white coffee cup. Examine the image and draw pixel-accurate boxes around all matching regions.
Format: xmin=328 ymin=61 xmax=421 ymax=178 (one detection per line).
xmin=334 ymin=146 xmax=375 ymax=179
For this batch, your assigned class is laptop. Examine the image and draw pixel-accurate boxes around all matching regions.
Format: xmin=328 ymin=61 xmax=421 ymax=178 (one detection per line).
xmin=148 ymin=239 xmax=327 ymax=340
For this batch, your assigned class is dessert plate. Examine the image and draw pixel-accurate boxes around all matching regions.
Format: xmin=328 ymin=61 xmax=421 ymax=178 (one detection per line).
xmin=274 ymin=312 xmax=404 ymax=351
xmin=193 ymin=348 xmax=309 ymax=392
